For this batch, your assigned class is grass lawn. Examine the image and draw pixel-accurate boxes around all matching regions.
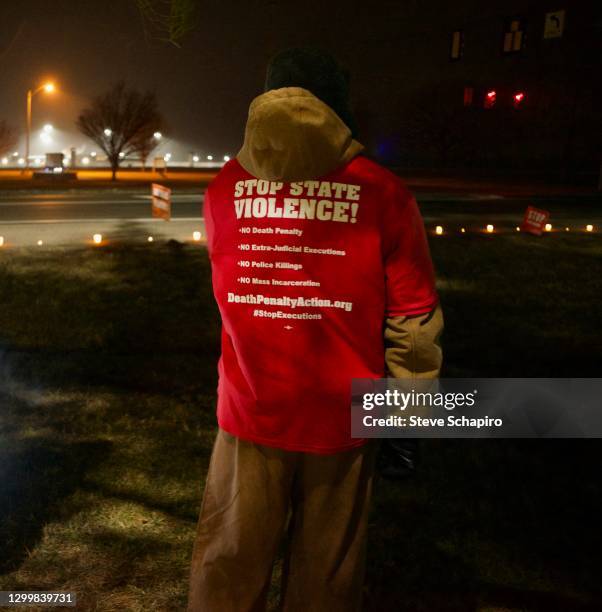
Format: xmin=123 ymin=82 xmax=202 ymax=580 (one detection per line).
xmin=0 ymin=233 xmax=601 ymax=611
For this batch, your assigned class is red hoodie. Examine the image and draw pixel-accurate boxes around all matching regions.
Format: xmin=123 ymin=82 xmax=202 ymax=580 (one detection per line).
xmin=203 ymin=88 xmax=438 ymax=454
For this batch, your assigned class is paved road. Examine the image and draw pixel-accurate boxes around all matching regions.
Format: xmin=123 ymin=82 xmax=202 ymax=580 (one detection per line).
xmin=0 ymin=189 xmax=599 ymax=247
xmin=0 ymin=190 xmax=204 ymax=221
xmin=0 ymin=190 xmax=207 ymax=247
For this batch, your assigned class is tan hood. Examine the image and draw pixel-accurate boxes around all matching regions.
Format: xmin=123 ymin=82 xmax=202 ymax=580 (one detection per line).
xmin=237 ymin=87 xmax=364 ymax=182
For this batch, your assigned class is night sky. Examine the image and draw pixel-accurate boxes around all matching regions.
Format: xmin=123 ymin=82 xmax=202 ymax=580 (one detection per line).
xmin=1 ymin=1 xmax=600 ymax=166
xmin=0 ymin=0 xmax=420 ymax=160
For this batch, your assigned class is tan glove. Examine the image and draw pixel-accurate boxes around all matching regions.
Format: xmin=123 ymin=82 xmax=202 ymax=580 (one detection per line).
xmin=384 ymin=303 xmax=444 ymax=380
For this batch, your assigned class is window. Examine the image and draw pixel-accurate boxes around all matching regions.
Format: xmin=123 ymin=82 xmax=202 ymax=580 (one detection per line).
xmin=503 ymin=19 xmax=524 ymax=53
xmin=450 ymin=30 xmax=464 ymax=60
xmin=463 ymin=86 xmax=474 ymax=107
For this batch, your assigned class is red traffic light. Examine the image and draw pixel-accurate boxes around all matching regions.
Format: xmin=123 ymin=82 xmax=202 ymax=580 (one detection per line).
xmin=484 ymin=90 xmax=497 ymax=108
xmin=513 ymin=91 xmax=525 ymax=107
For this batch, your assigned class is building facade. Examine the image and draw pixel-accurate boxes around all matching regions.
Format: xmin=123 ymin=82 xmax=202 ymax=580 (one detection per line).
xmin=346 ymin=1 xmax=601 ymax=182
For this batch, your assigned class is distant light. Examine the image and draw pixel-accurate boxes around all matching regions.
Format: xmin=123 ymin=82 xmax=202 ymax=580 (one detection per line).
xmin=565 ymin=227 xmax=570 ymax=232
xmin=82 ymin=156 xmax=90 ymax=165
xmin=104 ymin=128 xmax=112 ymax=136
xmin=153 ymin=131 xmax=162 ymax=140
xmin=93 ymin=233 xmax=102 ymax=244
xmin=484 ymin=90 xmax=497 ymax=108
xmin=147 ymin=236 xmax=154 ymax=242
xmin=586 ymin=224 xmax=594 ymax=232
xmin=164 ymin=153 xmax=172 ymax=162
xmin=435 ymin=225 xmax=443 ymax=235
xmin=207 ymin=155 xmax=213 ymax=161
xmin=223 ymin=155 xmax=230 ymax=161
xmin=119 ymin=152 xmax=125 ymax=158
xmin=43 ymin=123 xmax=53 ymax=133
xmin=90 ymin=151 xmax=97 ymax=157
xmin=37 ymin=239 xmax=43 ymax=246
xmin=53 ymin=167 xmax=63 ymax=173
xmin=544 ymin=223 xmax=552 ymax=232
xmin=1 ymin=158 xmax=7 ymax=165
xmin=0 ymin=236 xmax=4 ymax=247
xmin=192 ymin=231 xmax=202 ymax=241
xmin=513 ymin=92 xmax=525 ymax=108
xmin=486 ymin=224 xmax=494 ymax=233
xmin=460 ymin=228 xmax=466 ymax=233
xmin=17 ymin=158 xmax=25 ymax=165
xmin=43 ymin=82 xmax=55 ymax=93
xmin=516 ymin=226 xmax=521 ymax=232
xmin=192 ymin=155 xmax=199 ymax=162
xmin=12 ymin=151 xmax=18 ymax=157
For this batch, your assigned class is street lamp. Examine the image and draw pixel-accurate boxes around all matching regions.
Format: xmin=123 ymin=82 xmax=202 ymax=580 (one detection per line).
xmin=26 ymin=81 xmax=55 ymax=169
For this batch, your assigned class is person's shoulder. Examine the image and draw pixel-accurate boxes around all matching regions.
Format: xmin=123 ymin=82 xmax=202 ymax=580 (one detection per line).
xmin=206 ymin=158 xmax=246 ymax=196
xmin=345 ymin=155 xmax=412 ymax=198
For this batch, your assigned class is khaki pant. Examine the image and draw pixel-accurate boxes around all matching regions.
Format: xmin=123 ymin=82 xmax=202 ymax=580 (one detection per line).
xmin=187 ymin=429 xmax=377 ymax=612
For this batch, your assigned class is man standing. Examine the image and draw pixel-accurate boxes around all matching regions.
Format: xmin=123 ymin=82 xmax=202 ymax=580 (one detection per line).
xmin=187 ymin=47 xmax=443 ymax=611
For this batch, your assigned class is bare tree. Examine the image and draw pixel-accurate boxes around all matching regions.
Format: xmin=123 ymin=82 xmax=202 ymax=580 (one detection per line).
xmin=135 ymin=0 xmax=198 ymax=46
xmin=0 ymin=19 xmax=25 ymax=68
xmin=0 ymin=120 xmax=16 ymax=158
xmin=77 ymin=81 xmax=163 ymax=180
xmin=130 ymin=131 xmax=161 ymax=171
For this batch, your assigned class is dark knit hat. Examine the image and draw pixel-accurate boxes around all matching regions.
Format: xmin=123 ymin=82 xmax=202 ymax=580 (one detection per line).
xmin=264 ymin=46 xmax=359 ymax=139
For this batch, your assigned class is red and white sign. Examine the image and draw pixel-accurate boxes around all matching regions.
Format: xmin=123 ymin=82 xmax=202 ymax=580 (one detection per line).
xmin=151 ymin=183 xmax=171 ymax=220
xmin=521 ymin=206 xmax=550 ymax=235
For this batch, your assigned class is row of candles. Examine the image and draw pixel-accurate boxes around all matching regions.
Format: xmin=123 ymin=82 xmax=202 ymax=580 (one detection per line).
xmin=0 ymin=225 xmax=597 ymax=247
xmin=0 ymin=231 xmax=204 ymax=247
xmin=434 ymin=224 xmax=595 ymax=235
